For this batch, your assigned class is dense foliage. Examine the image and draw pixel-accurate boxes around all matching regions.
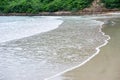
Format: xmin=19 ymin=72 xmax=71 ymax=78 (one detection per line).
xmin=101 ymin=0 xmax=120 ymax=9
xmin=0 ymin=0 xmax=94 ymax=13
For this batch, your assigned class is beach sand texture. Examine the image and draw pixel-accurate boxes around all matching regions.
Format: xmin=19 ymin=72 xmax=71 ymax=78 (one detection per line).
xmin=52 ymin=18 xmax=120 ymax=80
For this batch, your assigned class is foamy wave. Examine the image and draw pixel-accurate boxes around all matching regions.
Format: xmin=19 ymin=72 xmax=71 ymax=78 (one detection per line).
xmin=0 ymin=16 xmax=63 ymax=43
xmin=0 ymin=16 xmax=111 ymax=80
xmin=44 ymin=20 xmax=110 ymax=80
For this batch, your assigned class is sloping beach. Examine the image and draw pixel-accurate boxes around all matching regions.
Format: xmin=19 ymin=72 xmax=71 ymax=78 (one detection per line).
xmin=0 ymin=16 xmax=109 ymax=80
xmin=0 ymin=14 xmax=120 ymax=80
xmin=51 ymin=16 xmax=120 ymax=80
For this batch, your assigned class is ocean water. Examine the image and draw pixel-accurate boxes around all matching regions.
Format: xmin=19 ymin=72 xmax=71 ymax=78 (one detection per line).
xmin=51 ymin=16 xmax=120 ymax=80
xmin=0 ymin=16 xmax=110 ymax=80
xmin=0 ymin=16 xmax=63 ymax=43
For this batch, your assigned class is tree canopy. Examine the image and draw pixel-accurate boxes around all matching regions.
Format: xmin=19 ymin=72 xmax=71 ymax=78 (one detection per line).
xmin=0 ymin=0 xmax=94 ymax=13
xmin=0 ymin=0 xmax=120 ymax=13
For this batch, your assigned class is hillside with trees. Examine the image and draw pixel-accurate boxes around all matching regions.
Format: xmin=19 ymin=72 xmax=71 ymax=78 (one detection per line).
xmin=0 ymin=0 xmax=120 ymax=14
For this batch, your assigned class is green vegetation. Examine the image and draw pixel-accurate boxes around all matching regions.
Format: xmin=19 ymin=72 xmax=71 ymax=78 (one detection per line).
xmin=101 ymin=0 xmax=120 ymax=9
xmin=0 ymin=0 xmax=94 ymax=13
xmin=0 ymin=0 xmax=120 ymax=13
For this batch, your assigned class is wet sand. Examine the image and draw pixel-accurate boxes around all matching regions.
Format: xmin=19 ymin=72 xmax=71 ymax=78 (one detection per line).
xmin=52 ymin=18 xmax=120 ymax=80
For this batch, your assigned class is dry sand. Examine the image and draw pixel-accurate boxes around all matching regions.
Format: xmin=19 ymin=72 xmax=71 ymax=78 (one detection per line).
xmin=52 ymin=18 xmax=120 ymax=80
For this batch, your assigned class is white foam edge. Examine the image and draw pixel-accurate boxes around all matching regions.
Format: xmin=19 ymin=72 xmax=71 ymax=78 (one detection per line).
xmin=44 ymin=20 xmax=111 ymax=80
xmin=0 ymin=16 xmax=63 ymax=43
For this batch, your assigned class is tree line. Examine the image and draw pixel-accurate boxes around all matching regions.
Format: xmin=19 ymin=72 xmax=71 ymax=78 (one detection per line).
xmin=0 ymin=0 xmax=93 ymax=13
xmin=0 ymin=0 xmax=120 ymax=13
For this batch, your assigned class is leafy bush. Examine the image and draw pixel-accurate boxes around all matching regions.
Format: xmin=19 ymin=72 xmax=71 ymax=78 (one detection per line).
xmin=0 ymin=0 xmax=94 ymax=13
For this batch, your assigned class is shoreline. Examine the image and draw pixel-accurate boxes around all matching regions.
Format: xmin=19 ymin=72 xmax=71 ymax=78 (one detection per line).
xmin=45 ymin=19 xmax=110 ymax=80
xmin=0 ymin=11 xmax=120 ymax=16
xmin=51 ymin=17 xmax=120 ymax=80
xmin=1 ymin=14 xmax=120 ymax=80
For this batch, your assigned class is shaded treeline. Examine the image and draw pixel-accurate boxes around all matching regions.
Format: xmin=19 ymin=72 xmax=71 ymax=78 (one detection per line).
xmin=101 ymin=0 xmax=120 ymax=9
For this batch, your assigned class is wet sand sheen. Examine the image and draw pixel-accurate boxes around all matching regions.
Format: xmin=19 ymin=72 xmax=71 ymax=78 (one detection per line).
xmin=52 ymin=18 xmax=120 ymax=80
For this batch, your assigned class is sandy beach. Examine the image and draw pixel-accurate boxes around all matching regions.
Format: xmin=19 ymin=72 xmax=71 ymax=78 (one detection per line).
xmin=0 ymin=15 xmax=120 ymax=80
xmin=52 ymin=17 xmax=120 ymax=80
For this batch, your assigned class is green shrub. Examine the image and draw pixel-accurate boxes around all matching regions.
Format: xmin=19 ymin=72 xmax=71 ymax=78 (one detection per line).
xmin=0 ymin=0 xmax=94 ymax=13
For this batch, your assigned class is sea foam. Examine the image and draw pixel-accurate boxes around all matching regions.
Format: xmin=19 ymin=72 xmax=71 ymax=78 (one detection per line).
xmin=0 ymin=16 xmax=63 ymax=43
xmin=0 ymin=16 xmax=111 ymax=80
xmin=44 ymin=19 xmax=110 ymax=80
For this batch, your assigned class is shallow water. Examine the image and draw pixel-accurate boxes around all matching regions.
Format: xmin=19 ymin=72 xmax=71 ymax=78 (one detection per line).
xmin=0 ymin=16 xmax=109 ymax=80
xmin=51 ymin=16 xmax=120 ymax=80
xmin=0 ymin=16 xmax=62 ymax=43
